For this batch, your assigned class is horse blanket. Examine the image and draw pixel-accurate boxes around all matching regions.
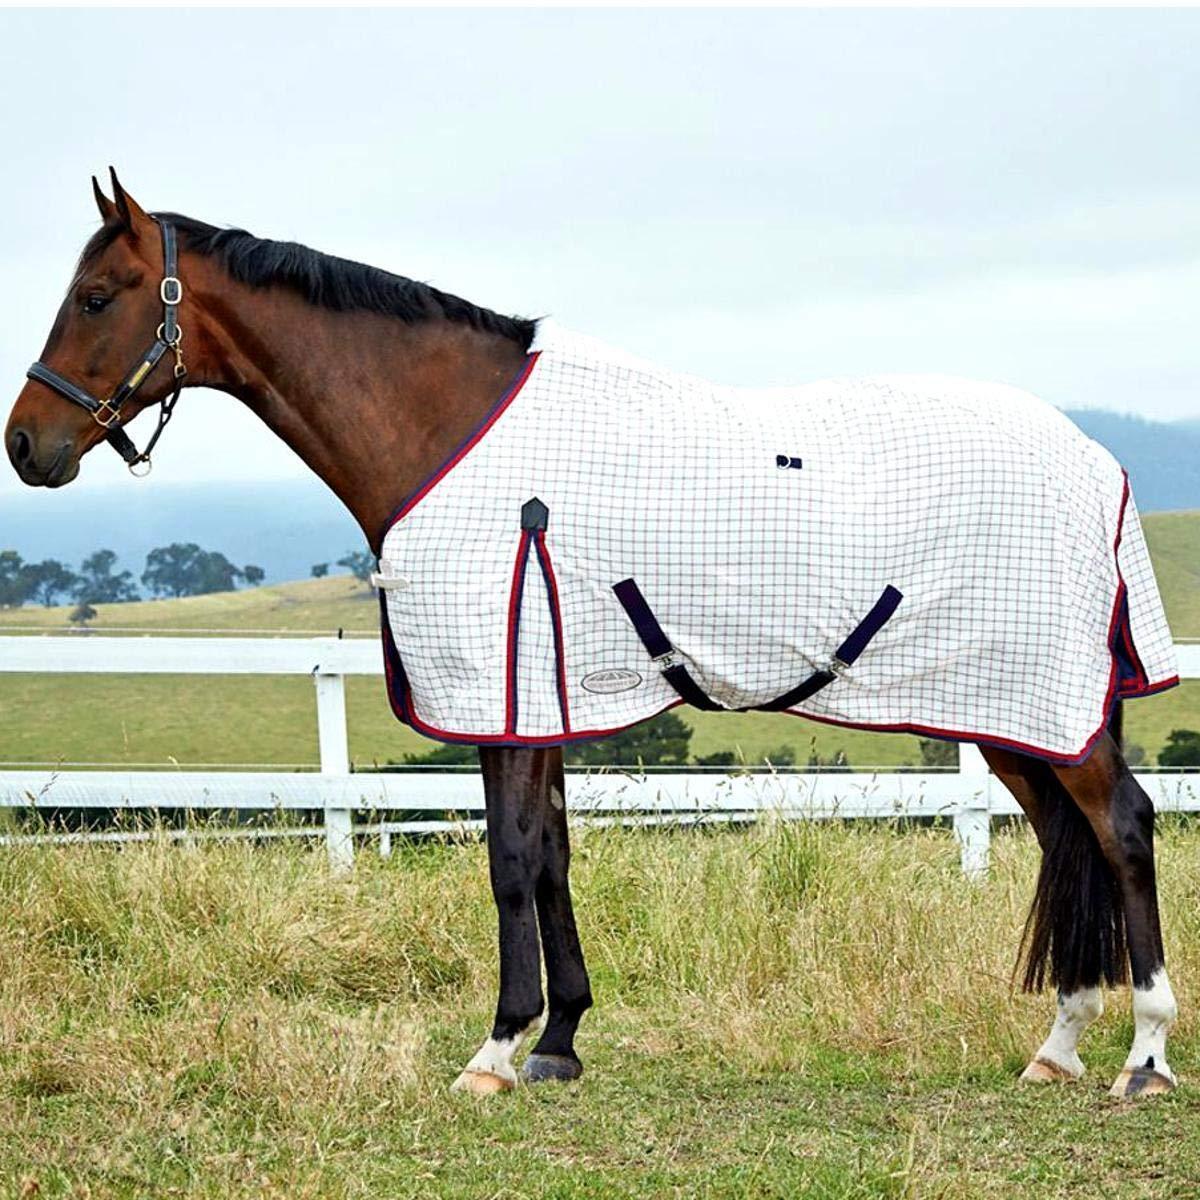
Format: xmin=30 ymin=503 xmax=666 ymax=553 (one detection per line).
xmin=376 ymin=320 xmax=1177 ymax=763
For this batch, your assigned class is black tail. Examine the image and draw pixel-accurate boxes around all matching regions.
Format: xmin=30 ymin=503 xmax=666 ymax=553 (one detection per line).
xmin=1017 ymin=753 xmax=1128 ymax=994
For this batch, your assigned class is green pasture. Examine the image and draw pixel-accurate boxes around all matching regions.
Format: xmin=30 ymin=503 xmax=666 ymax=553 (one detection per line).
xmin=3 ymin=669 xmax=1198 ymax=772
xmin=2 ymin=510 xmax=1199 ymax=769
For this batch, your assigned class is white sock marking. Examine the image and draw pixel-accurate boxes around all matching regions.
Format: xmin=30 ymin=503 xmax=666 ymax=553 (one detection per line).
xmin=1125 ymin=967 xmax=1177 ymax=1081
xmin=452 ymin=1019 xmax=540 ymax=1089
xmin=1032 ymin=987 xmax=1103 ymax=1078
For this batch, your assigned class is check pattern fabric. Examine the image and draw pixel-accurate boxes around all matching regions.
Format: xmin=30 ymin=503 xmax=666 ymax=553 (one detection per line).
xmin=378 ymin=321 xmax=1177 ymax=762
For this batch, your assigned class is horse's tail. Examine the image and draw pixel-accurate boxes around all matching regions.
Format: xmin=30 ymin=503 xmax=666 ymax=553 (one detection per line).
xmin=1016 ymin=705 xmax=1128 ymax=994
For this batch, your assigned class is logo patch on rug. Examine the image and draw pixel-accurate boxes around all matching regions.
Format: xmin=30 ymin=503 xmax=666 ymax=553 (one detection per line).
xmin=581 ymin=668 xmax=643 ymax=694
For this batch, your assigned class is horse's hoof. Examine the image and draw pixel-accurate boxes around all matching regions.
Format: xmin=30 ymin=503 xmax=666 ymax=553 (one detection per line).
xmin=1020 ymin=1056 xmax=1082 ymax=1084
xmin=521 ymin=1053 xmax=583 ymax=1084
xmin=450 ymin=1069 xmax=515 ymax=1096
xmin=1109 ymin=1067 xmax=1177 ymax=1099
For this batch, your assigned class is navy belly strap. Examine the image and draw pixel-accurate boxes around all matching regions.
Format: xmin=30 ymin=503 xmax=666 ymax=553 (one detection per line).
xmin=613 ymin=578 xmax=903 ymax=713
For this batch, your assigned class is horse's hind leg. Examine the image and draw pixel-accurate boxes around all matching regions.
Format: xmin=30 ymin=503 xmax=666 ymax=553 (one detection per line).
xmin=1051 ymin=736 xmax=1178 ymax=1097
xmin=982 ymin=747 xmax=1104 ymax=1083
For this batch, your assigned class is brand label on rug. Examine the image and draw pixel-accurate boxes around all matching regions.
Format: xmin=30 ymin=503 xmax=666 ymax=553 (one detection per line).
xmin=581 ymin=668 xmax=643 ymax=694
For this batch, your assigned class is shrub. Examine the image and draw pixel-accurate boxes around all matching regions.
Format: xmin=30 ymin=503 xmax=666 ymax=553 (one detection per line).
xmin=1159 ymin=729 xmax=1200 ymax=769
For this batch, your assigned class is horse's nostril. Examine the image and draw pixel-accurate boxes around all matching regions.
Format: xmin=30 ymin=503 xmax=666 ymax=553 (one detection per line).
xmin=9 ymin=428 xmax=32 ymax=466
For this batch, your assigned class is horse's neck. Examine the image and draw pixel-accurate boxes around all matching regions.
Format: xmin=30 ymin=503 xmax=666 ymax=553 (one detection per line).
xmin=185 ymin=263 xmax=528 ymax=550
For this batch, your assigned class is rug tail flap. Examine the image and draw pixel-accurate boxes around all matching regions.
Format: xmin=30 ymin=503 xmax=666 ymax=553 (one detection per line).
xmin=1115 ymin=488 xmax=1178 ymax=689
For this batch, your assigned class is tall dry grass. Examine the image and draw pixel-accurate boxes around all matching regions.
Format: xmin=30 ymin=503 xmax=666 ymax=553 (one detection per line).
xmin=3 ymin=817 xmax=1199 ymax=1195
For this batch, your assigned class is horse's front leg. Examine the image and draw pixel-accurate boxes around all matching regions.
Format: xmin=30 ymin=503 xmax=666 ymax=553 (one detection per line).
xmin=522 ymin=747 xmax=592 ymax=1083
xmin=451 ymin=746 xmax=548 ymax=1094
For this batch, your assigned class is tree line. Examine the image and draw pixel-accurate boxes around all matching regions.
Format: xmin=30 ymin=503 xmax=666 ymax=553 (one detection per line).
xmin=311 ymin=551 xmax=374 ymax=583
xmin=0 ymin=544 xmax=265 ymax=609
xmin=1 ymin=542 xmax=379 ymax=611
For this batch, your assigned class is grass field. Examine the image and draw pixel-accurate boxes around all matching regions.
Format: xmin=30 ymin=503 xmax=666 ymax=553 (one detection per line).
xmin=2 ymin=508 xmax=1199 ymax=769
xmin=4 ymin=818 xmax=1200 ymax=1198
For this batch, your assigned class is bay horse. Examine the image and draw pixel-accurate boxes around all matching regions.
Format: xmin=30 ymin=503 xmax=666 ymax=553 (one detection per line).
xmin=5 ymin=173 xmax=1180 ymax=1098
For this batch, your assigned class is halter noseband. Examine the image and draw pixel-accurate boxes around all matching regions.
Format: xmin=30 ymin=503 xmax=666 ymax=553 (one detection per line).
xmin=26 ymin=217 xmax=187 ymax=476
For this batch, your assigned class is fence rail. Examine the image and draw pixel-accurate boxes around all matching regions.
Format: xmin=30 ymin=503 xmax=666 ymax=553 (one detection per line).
xmin=4 ymin=635 xmax=1198 ymax=876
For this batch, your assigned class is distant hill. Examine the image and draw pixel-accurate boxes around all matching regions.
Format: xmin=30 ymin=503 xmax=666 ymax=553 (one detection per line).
xmin=1065 ymin=410 xmax=1200 ymax=512
xmin=0 ymin=408 xmax=1196 ymax=587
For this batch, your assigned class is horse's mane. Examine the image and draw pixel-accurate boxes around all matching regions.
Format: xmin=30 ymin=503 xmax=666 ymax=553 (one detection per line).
xmin=79 ymin=214 xmax=536 ymax=349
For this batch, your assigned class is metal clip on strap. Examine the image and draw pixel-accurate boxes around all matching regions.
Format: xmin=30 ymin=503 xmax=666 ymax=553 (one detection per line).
xmin=612 ymin=579 xmax=724 ymax=711
xmin=756 ymin=585 xmax=904 ymax=712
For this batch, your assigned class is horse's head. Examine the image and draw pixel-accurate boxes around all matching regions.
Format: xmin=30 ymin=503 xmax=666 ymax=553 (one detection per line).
xmin=6 ymin=170 xmax=186 ymax=486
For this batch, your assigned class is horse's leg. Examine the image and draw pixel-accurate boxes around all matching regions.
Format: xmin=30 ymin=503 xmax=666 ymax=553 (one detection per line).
xmin=451 ymin=746 xmax=549 ymax=1094
xmin=1051 ymin=735 xmax=1178 ymax=1097
xmin=523 ymin=748 xmax=593 ymax=1083
xmin=982 ymin=747 xmax=1104 ymax=1083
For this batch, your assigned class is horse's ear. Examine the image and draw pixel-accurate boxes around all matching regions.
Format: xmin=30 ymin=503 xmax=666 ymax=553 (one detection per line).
xmin=92 ymin=175 xmax=118 ymax=224
xmin=108 ymin=166 xmax=153 ymax=241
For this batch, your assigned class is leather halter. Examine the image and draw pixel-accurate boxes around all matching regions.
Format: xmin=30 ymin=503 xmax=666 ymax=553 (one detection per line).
xmin=26 ymin=217 xmax=187 ymax=476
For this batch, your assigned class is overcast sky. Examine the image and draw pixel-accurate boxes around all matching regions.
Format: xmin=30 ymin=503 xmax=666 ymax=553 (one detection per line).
xmin=1 ymin=8 xmax=1197 ymax=497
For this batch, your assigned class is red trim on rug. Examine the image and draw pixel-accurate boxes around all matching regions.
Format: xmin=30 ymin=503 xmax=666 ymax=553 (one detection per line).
xmin=397 ymin=675 xmax=685 ymax=747
xmin=771 ymin=680 xmax=1179 ymax=767
xmin=1109 ymin=475 xmax=1148 ymax=694
xmin=535 ymin=530 xmax=572 ymax=734
xmin=504 ymin=529 xmax=533 ymax=735
xmin=1118 ymin=674 xmax=1179 ymax=700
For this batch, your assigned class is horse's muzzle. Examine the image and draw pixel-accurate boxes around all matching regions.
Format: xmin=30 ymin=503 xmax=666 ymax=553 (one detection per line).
xmin=6 ymin=426 xmax=79 ymax=487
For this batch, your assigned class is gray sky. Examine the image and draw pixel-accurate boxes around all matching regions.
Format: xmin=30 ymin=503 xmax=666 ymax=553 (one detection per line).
xmin=2 ymin=8 xmax=1198 ymax=496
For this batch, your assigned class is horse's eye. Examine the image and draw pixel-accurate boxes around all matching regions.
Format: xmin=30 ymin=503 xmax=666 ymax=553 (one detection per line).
xmin=83 ymin=293 xmax=110 ymax=315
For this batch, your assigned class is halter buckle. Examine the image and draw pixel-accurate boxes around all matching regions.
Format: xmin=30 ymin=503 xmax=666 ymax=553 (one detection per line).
xmin=160 ymin=277 xmax=183 ymax=306
xmin=93 ymin=398 xmax=122 ymax=429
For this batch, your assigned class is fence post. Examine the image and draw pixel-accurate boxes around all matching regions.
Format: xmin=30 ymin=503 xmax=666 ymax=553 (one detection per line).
xmin=954 ymin=743 xmax=991 ymax=880
xmin=314 ymin=669 xmax=353 ymax=873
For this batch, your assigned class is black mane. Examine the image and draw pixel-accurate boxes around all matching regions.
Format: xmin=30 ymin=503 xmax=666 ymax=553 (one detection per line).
xmin=81 ymin=214 xmax=536 ymax=349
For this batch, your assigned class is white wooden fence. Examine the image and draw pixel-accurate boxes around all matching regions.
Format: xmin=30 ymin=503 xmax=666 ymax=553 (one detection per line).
xmin=2 ymin=634 xmax=1198 ymax=878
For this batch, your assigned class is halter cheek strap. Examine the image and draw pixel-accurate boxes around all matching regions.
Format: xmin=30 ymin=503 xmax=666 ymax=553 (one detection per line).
xmin=25 ymin=217 xmax=187 ymax=475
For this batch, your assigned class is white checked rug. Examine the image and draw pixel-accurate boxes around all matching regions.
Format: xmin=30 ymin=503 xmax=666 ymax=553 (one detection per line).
xmin=376 ymin=320 xmax=1177 ymax=763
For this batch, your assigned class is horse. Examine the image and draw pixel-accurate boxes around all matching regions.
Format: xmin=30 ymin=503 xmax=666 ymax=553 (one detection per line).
xmin=6 ymin=172 xmax=1180 ymax=1099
